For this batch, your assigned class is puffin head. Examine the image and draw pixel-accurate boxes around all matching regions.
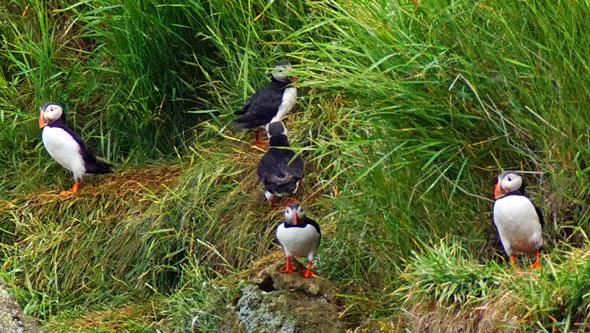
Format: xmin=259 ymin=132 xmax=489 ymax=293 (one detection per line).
xmin=284 ymin=203 xmax=305 ymax=225
xmin=266 ymin=121 xmax=287 ymax=139
xmin=271 ymin=61 xmax=297 ymax=83
xmin=494 ymin=171 xmax=524 ymax=199
xmin=39 ymin=102 xmax=64 ymax=128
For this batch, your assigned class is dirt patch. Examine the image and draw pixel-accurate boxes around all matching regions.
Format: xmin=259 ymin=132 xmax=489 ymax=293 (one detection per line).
xmin=0 ymin=163 xmax=182 ymax=225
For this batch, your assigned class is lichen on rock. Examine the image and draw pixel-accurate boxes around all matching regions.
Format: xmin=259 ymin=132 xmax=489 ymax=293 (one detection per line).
xmin=218 ymin=260 xmax=346 ymax=333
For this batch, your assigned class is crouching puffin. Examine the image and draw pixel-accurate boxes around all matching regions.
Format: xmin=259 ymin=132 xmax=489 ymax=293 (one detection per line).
xmin=39 ymin=102 xmax=113 ymax=195
xmin=234 ymin=61 xmax=297 ymax=146
xmin=276 ymin=203 xmax=321 ymax=278
xmin=492 ymin=171 xmax=544 ymax=268
xmin=257 ymin=121 xmax=304 ymax=205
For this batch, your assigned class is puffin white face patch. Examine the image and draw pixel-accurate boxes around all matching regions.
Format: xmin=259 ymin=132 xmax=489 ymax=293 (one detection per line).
xmin=284 ymin=204 xmax=306 ymax=224
xmin=296 ymin=205 xmax=305 ymax=219
xmin=501 ymin=173 xmax=523 ymax=194
xmin=284 ymin=205 xmax=294 ymax=221
xmin=41 ymin=103 xmax=64 ymax=123
xmin=271 ymin=63 xmax=292 ymax=82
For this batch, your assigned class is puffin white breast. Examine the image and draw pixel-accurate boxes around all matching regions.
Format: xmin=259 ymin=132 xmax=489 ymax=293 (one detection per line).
xmin=271 ymin=87 xmax=297 ymax=123
xmin=493 ymin=195 xmax=543 ymax=254
xmin=42 ymin=127 xmax=86 ymax=180
xmin=277 ymin=223 xmax=320 ymax=258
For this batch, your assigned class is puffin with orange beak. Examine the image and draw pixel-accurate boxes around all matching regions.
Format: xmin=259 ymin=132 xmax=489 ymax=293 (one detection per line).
xmin=234 ymin=61 xmax=297 ymax=146
xmin=276 ymin=203 xmax=321 ymax=278
xmin=492 ymin=171 xmax=544 ymax=268
xmin=39 ymin=102 xmax=112 ymax=195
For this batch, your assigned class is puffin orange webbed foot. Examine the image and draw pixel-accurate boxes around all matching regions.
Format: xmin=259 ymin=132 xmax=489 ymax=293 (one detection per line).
xmin=301 ymin=269 xmax=316 ymax=278
xmin=279 ymin=257 xmax=297 ymax=274
xmin=59 ymin=181 xmax=80 ymax=196
xmin=279 ymin=263 xmax=297 ymax=274
xmin=529 ymin=251 xmax=541 ymax=269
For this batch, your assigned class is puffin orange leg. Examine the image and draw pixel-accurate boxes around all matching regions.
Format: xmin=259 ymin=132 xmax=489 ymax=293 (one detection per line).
xmin=301 ymin=261 xmax=316 ymax=278
xmin=529 ymin=251 xmax=541 ymax=269
xmin=509 ymin=255 xmax=520 ymax=271
xmin=254 ymin=130 xmax=268 ymax=147
xmin=279 ymin=257 xmax=297 ymax=273
xmin=60 ymin=180 xmax=80 ymax=196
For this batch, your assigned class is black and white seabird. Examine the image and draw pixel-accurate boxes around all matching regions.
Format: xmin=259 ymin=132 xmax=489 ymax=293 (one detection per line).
xmin=492 ymin=171 xmax=544 ymax=268
xmin=234 ymin=61 xmax=297 ymax=145
xmin=39 ymin=102 xmax=113 ymax=195
xmin=276 ymin=203 xmax=321 ymax=278
xmin=256 ymin=121 xmax=304 ymax=205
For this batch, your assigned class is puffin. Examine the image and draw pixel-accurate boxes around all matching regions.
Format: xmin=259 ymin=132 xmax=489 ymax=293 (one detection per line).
xmin=234 ymin=61 xmax=297 ymax=145
xmin=276 ymin=203 xmax=321 ymax=278
xmin=492 ymin=171 xmax=544 ymax=268
xmin=39 ymin=102 xmax=113 ymax=195
xmin=257 ymin=121 xmax=304 ymax=205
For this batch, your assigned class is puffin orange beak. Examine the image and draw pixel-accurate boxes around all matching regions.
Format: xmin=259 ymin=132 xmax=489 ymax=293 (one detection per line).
xmin=494 ymin=182 xmax=501 ymax=199
xmin=38 ymin=113 xmax=48 ymax=128
xmin=293 ymin=212 xmax=298 ymax=225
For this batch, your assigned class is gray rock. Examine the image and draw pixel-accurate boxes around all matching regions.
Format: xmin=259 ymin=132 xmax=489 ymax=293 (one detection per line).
xmin=235 ymin=285 xmax=299 ymax=333
xmin=218 ymin=260 xmax=346 ymax=333
xmin=0 ymin=281 xmax=40 ymax=333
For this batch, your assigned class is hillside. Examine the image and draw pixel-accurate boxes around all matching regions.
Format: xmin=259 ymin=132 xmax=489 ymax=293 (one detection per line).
xmin=2 ymin=0 xmax=590 ymax=331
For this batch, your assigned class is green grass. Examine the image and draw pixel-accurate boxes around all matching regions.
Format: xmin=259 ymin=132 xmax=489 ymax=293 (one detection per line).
xmin=2 ymin=0 xmax=590 ymax=331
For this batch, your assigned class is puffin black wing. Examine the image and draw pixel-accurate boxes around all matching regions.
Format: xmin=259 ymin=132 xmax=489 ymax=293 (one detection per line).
xmin=50 ymin=117 xmax=112 ymax=174
xmin=535 ymin=205 xmax=544 ymax=229
xmin=306 ymin=218 xmax=321 ymax=243
xmin=234 ymin=80 xmax=288 ymax=129
xmin=234 ymin=89 xmax=261 ymax=116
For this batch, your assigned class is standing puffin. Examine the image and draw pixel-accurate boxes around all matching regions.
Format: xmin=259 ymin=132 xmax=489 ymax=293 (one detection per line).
xmin=39 ymin=102 xmax=113 ymax=195
xmin=492 ymin=171 xmax=544 ymax=268
xmin=276 ymin=203 xmax=321 ymax=278
xmin=257 ymin=121 xmax=304 ymax=205
xmin=234 ymin=61 xmax=297 ymax=146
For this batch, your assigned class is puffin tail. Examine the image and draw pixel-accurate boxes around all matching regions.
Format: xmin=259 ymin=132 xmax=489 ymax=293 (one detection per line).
xmin=87 ymin=157 xmax=113 ymax=174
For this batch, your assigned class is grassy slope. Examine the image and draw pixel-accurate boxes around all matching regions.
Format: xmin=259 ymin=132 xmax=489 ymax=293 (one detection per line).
xmin=2 ymin=0 xmax=590 ymax=331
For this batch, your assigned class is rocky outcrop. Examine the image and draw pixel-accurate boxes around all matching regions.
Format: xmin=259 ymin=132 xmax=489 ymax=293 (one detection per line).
xmin=0 ymin=282 xmax=40 ymax=333
xmin=218 ymin=260 xmax=346 ymax=333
